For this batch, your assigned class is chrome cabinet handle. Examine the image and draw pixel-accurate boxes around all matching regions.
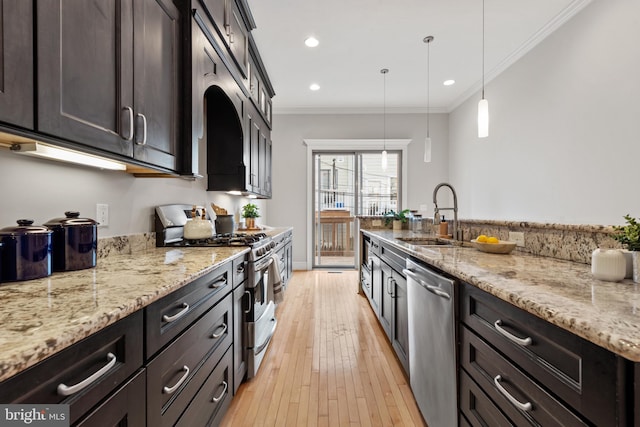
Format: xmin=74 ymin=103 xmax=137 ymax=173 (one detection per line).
xmin=494 ymin=375 xmax=533 ymax=412
xmin=211 ymin=323 xmax=228 ymax=339
xmin=122 ymin=107 xmax=134 ymax=141
xmin=210 ymin=277 xmax=227 ymax=288
xmin=236 ymin=264 xmax=245 ymax=273
xmin=163 ymin=302 xmax=189 ymax=322
xmin=229 ymin=30 xmax=235 ymax=44
xmin=136 ymin=113 xmax=147 ymax=145
xmin=243 ymin=290 xmax=252 ymax=313
xmin=163 ymin=366 xmax=190 ymax=394
xmin=212 ymin=380 xmax=228 ymax=403
xmin=494 ymin=320 xmax=532 ymax=346
xmin=57 ymin=352 xmax=116 ymax=396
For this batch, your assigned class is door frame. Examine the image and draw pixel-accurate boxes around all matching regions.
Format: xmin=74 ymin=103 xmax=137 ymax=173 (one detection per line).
xmin=303 ymin=139 xmax=411 ymax=270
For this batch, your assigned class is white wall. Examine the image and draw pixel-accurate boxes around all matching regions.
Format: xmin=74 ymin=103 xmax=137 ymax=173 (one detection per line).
xmin=0 ymin=142 xmax=267 ymax=237
xmin=449 ymin=0 xmax=640 ymax=225
xmin=266 ymin=113 xmax=449 ymax=267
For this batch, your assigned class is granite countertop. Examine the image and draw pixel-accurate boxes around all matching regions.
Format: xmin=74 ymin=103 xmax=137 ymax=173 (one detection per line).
xmin=363 ymin=229 xmax=640 ymax=362
xmin=0 ymin=227 xmax=292 ymax=382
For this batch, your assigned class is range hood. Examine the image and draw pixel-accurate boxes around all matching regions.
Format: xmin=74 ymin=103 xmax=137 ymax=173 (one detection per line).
xmin=205 ymin=85 xmax=257 ymax=197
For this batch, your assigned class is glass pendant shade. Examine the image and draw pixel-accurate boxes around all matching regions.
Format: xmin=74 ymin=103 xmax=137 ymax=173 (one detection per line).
xmin=424 ymin=137 xmax=432 ymax=163
xmin=381 ymin=149 xmax=388 ymax=170
xmin=478 ymin=98 xmax=489 ymax=138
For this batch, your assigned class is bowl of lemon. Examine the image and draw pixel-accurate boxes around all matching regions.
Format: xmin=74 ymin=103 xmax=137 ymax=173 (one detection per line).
xmin=471 ymin=235 xmax=517 ymax=254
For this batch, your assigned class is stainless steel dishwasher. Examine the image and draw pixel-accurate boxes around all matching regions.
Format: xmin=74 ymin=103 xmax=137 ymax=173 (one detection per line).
xmin=403 ymin=258 xmax=457 ymax=427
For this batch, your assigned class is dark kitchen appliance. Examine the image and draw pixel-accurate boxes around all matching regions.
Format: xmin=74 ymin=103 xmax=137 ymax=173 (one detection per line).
xmin=215 ymin=214 xmax=235 ymax=235
xmin=44 ymin=211 xmax=97 ymax=271
xmin=155 ymin=204 xmax=279 ymax=378
xmin=0 ymin=220 xmax=52 ymax=282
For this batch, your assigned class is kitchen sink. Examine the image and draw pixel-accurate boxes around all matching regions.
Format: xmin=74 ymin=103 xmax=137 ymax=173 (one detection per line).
xmin=397 ymin=237 xmax=454 ymax=246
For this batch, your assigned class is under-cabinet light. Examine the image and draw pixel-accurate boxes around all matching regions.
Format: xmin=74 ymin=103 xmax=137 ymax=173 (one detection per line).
xmin=227 ymin=191 xmax=243 ymax=196
xmin=443 ymin=79 xmax=455 ymax=86
xmin=10 ymin=142 xmax=126 ymax=171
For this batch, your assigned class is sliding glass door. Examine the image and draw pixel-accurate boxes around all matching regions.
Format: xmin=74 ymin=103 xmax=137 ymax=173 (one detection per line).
xmin=313 ymin=151 xmax=401 ymax=268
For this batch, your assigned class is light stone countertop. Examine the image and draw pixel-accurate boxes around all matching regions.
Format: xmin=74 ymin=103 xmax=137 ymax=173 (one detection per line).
xmin=0 ymin=226 xmax=294 ymax=383
xmin=363 ymin=229 xmax=640 ymax=362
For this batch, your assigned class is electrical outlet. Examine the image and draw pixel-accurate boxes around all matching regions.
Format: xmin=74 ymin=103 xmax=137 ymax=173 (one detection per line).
xmin=372 ymin=219 xmax=382 ymax=227
xmin=419 ymin=204 xmax=428 ymax=212
xmin=509 ymin=231 xmax=525 ymax=247
xmin=96 ymin=204 xmax=109 ymax=227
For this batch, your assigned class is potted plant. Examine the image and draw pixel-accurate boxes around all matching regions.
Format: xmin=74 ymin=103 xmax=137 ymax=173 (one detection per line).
xmin=612 ymin=214 xmax=640 ymax=282
xmin=241 ymin=203 xmax=260 ymax=229
xmin=384 ymin=209 xmax=411 ymax=231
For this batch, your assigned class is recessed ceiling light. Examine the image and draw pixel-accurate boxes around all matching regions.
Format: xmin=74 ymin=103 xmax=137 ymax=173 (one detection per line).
xmin=443 ymin=79 xmax=455 ymax=86
xmin=309 ymin=83 xmax=320 ymax=91
xmin=304 ymin=37 xmax=319 ymax=47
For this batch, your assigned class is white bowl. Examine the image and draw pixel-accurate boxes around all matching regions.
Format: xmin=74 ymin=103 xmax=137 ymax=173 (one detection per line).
xmin=471 ymin=239 xmax=517 ymax=254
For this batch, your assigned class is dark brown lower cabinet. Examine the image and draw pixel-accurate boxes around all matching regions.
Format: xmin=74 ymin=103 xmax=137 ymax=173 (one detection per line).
xmin=75 ymin=369 xmax=146 ymax=427
xmin=146 ymin=292 xmax=232 ymax=427
xmin=460 ymin=281 xmax=629 ymax=427
xmin=0 ymin=311 xmax=143 ymax=425
xmin=175 ymin=348 xmax=233 ymax=426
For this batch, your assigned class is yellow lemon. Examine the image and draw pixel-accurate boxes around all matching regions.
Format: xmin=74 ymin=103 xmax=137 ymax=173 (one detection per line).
xmin=476 ymin=235 xmax=488 ymax=243
xmin=487 ymin=236 xmax=499 ymax=244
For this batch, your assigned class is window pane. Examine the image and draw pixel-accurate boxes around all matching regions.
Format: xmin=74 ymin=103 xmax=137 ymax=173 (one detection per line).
xmin=359 ymin=152 xmax=400 ymax=215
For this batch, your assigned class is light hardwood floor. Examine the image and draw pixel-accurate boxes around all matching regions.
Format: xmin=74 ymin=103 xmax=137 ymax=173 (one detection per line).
xmin=221 ymin=270 xmax=426 ymax=426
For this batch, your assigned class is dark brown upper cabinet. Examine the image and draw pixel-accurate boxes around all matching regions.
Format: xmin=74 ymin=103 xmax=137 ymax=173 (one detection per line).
xmin=0 ymin=0 xmax=34 ymax=130
xmin=37 ymin=0 xmax=180 ymax=172
xmin=201 ymin=0 xmax=249 ymax=78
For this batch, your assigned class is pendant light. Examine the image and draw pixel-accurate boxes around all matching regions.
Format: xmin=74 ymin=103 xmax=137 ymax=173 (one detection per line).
xmin=381 ymin=68 xmax=389 ymax=170
xmin=423 ymin=36 xmax=434 ymax=163
xmin=478 ymin=0 xmax=489 ymax=138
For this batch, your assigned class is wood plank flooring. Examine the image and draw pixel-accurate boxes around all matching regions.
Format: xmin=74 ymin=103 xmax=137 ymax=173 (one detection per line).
xmin=221 ymin=270 xmax=426 ymax=426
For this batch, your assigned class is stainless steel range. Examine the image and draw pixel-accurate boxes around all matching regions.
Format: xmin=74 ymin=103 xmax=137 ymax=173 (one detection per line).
xmin=155 ymin=204 xmax=278 ymax=379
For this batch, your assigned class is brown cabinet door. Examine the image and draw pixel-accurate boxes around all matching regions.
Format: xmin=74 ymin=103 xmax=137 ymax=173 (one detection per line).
xmin=391 ymin=270 xmax=409 ymax=375
xmin=132 ymin=0 xmax=180 ymax=171
xmin=0 ymin=0 xmax=33 ymax=129
xmin=379 ymin=261 xmax=393 ymax=339
xmin=37 ymin=0 xmax=134 ymax=157
xmin=227 ymin=0 xmax=248 ymax=77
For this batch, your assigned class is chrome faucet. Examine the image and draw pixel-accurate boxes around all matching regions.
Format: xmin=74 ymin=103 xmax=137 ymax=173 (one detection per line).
xmin=433 ymin=182 xmax=459 ymax=241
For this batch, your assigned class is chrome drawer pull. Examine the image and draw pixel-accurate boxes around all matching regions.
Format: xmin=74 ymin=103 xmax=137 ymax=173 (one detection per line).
xmin=494 ymin=320 xmax=532 ymax=346
xmin=212 ymin=380 xmax=228 ymax=403
xmin=57 ymin=352 xmax=116 ymax=396
xmin=210 ymin=277 xmax=227 ymax=288
xmin=243 ymin=290 xmax=252 ymax=314
xmin=163 ymin=302 xmax=189 ymax=322
xmin=236 ymin=264 xmax=245 ymax=273
xmin=494 ymin=375 xmax=532 ymax=412
xmin=163 ymin=366 xmax=190 ymax=394
xmin=211 ymin=323 xmax=228 ymax=339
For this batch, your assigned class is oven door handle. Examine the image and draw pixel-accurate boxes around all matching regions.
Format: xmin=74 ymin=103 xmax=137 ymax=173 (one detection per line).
xmin=255 ymin=256 xmax=274 ymax=272
xmin=254 ymin=317 xmax=278 ymax=355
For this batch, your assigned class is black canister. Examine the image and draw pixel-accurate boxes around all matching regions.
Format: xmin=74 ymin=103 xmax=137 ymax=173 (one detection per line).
xmin=0 ymin=220 xmax=52 ymax=282
xmin=44 ymin=211 xmax=98 ymax=271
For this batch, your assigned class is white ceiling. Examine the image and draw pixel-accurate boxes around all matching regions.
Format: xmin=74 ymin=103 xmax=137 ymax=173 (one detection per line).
xmin=246 ymin=0 xmax=591 ymax=114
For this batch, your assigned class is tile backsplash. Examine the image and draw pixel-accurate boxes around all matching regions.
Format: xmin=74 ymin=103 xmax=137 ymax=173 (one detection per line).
xmin=358 ymin=217 xmax=621 ymax=265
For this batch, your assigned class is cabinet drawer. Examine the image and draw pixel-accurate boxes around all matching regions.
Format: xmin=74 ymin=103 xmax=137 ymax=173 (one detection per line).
xmin=380 ymin=242 xmax=405 ymax=274
xmin=461 ymin=326 xmax=588 ymax=426
xmin=176 ymin=347 xmax=233 ymax=427
xmin=145 ymin=260 xmax=232 ymax=358
xmin=461 ymin=283 xmax=623 ymax=427
xmin=147 ymin=292 xmax=232 ymax=427
xmin=233 ymin=254 xmax=247 ymax=287
xmin=460 ymin=370 xmax=513 ymax=427
xmin=0 ymin=311 xmax=143 ymax=425
xmin=75 ymin=368 xmax=146 ymax=427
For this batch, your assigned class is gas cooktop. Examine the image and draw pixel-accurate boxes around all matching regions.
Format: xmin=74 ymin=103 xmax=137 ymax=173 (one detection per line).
xmin=175 ymin=233 xmax=269 ymax=247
